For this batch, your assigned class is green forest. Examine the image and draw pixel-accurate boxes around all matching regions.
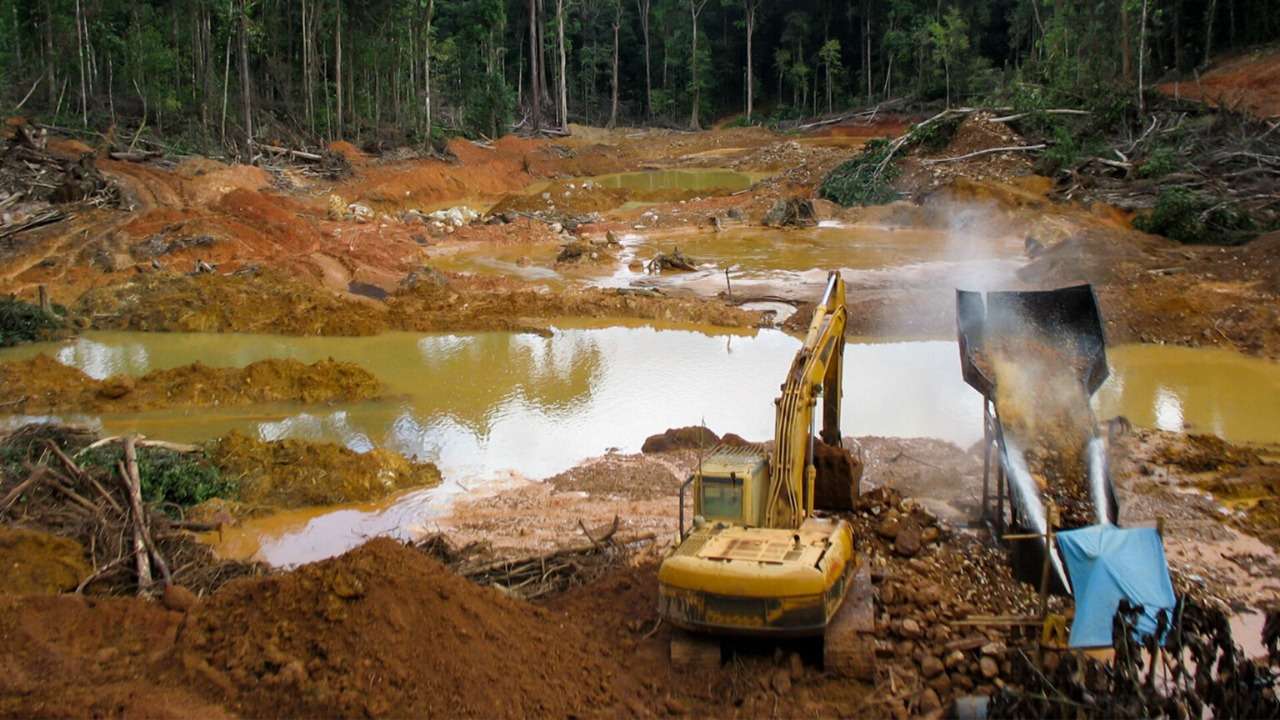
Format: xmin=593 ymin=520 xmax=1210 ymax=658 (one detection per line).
xmin=2 ymin=0 xmax=1278 ymax=150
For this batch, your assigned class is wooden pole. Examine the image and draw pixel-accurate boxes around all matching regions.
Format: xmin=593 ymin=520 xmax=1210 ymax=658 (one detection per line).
xmin=37 ymin=284 xmax=51 ymax=314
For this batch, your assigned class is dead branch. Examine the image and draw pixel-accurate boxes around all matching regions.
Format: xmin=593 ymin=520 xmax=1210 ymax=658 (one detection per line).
xmin=0 ymin=466 xmax=47 ymax=511
xmin=119 ymin=438 xmax=153 ymax=593
xmin=989 ymin=109 xmax=1091 ymax=123
xmin=46 ymin=440 xmax=123 ymax=513
xmin=921 ymin=144 xmax=1047 ymax=165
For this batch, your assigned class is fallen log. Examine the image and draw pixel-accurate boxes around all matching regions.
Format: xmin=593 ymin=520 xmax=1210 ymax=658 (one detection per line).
xmin=259 ymin=144 xmax=324 ymax=162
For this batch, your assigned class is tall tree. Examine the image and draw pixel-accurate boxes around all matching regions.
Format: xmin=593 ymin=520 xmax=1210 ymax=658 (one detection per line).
xmin=634 ymin=0 xmax=652 ymax=117
xmin=688 ymin=0 xmax=708 ymax=129
xmin=556 ymin=0 xmax=567 ymax=129
xmin=528 ymin=0 xmax=542 ymax=130
xmin=237 ymin=0 xmax=253 ymax=152
xmin=608 ymin=0 xmax=621 ymax=128
xmin=742 ymin=0 xmax=758 ymax=121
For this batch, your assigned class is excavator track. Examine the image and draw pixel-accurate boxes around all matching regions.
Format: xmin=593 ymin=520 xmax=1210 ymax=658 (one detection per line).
xmin=822 ymin=563 xmax=876 ymax=680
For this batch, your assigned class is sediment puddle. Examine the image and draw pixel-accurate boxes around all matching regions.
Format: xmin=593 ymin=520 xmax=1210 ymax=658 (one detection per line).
xmin=3 ymin=328 xmax=1276 ymax=565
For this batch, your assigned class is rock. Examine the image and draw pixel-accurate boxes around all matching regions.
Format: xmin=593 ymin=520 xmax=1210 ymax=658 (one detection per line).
xmin=726 ymin=207 xmax=745 ymax=221
xmin=921 ymin=526 xmax=941 ymax=544
xmin=556 ymin=242 xmax=590 ymax=263
xmin=97 ymin=375 xmax=136 ymax=399
xmin=980 ymin=642 xmax=1004 ymax=656
xmin=548 ymin=222 xmax=563 ymax=234
xmin=162 ymin=584 xmax=199 ymax=612
xmin=916 ymin=582 xmax=943 ymax=605
xmin=763 ymin=197 xmax=817 ymax=228
xmin=900 ymin=618 xmax=922 ymax=639
xmin=606 ymin=230 xmax=621 ymax=245
xmin=952 ymin=673 xmax=975 ymax=692
xmin=876 ymin=514 xmax=901 ymax=540
xmin=944 ymin=650 xmax=966 ymax=670
xmin=788 ymin=652 xmax=804 ymax=681
xmin=927 ymin=672 xmax=952 ymax=695
xmin=896 ymin=640 xmax=916 ymax=657
xmin=770 ymin=668 xmax=792 ymax=694
xmin=347 ymin=203 xmax=373 ymax=223
xmin=919 ymin=688 xmax=942 ymax=714
xmin=979 ymin=656 xmax=999 ymax=679
xmin=920 ymin=655 xmax=945 ymax=678
xmin=894 ymin=519 xmax=923 ymax=557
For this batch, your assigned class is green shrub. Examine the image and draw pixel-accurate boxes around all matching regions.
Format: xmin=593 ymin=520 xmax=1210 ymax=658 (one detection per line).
xmin=819 ymin=138 xmax=902 ymax=207
xmin=80 ymin=446 xmax=235 ymax=510
xmin=1133 ymin=188 xmax=1258 ymax=245
xmin=0 ymin=298 xmax=68 ymax=347
xmin=1137 ymin=145 xmax=1180 ymax=179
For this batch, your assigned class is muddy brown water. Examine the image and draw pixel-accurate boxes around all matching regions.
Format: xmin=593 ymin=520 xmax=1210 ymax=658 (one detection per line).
xmin=429 ymin=222 xmax=1027 ymax=299
xmin=2 ymin=328 xmax=1277 ymax=565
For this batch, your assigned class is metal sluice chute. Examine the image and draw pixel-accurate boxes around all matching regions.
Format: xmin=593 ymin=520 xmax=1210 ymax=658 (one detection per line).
xmin=956 ymin=284 xmax=1118 ymax=596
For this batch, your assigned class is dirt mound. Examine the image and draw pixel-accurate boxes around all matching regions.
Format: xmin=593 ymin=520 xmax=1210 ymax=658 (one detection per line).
xmin=326 ymin=140 xmax=368 ymax=166
xmin=0 ymin=594 xmax=233 ymax=719
xmin=640 ymin=425 xmax=719 ymax=453
xmin=0 ymin=527 xmax=91 ymax=595
xmin=76 ymin=271 xmax=388 ymax=335
xmin=548 ymin=452 xmax=684 ymax=501
xmin=178 ymin=538 xmax=621 ymax=718
xmin=0 ymin=355 xmax=382 ymax=414
xmin=1159 ymin=47 xmax=1280 ymax=119
xmin=210 ymin=432 xmax=441 ymax=508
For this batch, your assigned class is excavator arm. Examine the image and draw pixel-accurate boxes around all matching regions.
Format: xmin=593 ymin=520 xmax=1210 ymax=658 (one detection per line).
xmin=764 ymin=271 xmax=847 ymax=529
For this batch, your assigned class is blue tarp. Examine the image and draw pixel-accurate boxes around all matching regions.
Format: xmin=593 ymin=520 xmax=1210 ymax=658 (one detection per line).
xmin=1057 ymin=525 xmax=1177 ymax=648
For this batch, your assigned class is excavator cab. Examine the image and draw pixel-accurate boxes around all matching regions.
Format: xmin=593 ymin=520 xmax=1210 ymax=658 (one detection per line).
xmin=691 ymin=445 xmax=769 ymax=527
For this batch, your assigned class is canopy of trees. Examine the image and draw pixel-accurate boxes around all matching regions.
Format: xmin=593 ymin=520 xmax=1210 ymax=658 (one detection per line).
xmin=2 ymin=0 xmax=1277 ymax=151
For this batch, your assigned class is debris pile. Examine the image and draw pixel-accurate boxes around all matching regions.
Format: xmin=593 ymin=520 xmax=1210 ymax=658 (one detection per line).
xmin=990 ymin=599 xmax=1280 ymax=719
xmin=0 ymin=355 xmax=383 ymax=414
xmin=1 ymin=122 xmax=121 ymax=241
xmin=763 ymin=197 xmax=818 ymax=227
xmin=0 ymin=424 xmax=263 ymax=597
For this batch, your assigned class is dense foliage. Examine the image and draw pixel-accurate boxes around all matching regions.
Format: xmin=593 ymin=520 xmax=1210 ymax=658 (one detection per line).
xmin=80 ymin=445 xmax=235 ymax=510
xmin=0 ymin=297 xmax=67 ymax=347
xmin=1 ymin=1 xmax=1276 ymax=150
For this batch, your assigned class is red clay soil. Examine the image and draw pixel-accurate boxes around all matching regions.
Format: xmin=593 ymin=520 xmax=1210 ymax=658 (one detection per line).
xmin=177 ymin=538 xmax=625 ymax=718
xmin=0 ymin=594 xmax=233 ymax=719
xmin=1160 ymin=47 xmax=1280 ymax=118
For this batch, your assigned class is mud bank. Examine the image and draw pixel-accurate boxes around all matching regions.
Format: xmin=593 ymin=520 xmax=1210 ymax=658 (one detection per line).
xmin=73 ymin=269 xmax=759 ymax=336
xmin=0 ymin=354 xmax=381 ymax=414
xmin=208 ymin=431 xmax=442 ymax=510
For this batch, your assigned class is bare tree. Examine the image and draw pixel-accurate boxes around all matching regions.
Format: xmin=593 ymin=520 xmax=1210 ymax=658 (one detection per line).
xmin=634 ymin=0 xmax=652 ymax=117
xmin=688 ymin=0 xmax=708 ymax=130
xmin=1137 ymin=0 xmax=1149 ymax=112
xmin=238 ymin=0 xmax=254 ymax=154
xmin=75 ymin=0 xmax=87 ymax=125
xmin=556 ymin=0 xmax=568 ymax=130
xmin=423 ymin=0 xmax=435 ymax=138
xmin=335 ymin=1 xmax=344 ymax=138
xmin=529 ymin=0 xmax=542 ymax=130
xmin=743 ymin=0 xmax=758 ymax=121
xmin=609 ymin=0 xmax=622 ymax=128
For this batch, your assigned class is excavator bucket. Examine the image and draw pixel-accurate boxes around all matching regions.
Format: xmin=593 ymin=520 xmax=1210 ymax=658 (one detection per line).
xmin=813 ymin=438 xmax=863 ymax=512
xmin=956 ymin=284 xmax=1109 ymax=399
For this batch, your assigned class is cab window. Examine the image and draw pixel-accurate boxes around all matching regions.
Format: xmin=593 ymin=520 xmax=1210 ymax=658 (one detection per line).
xmin=701 ymin=474 xmax=742 ymax=521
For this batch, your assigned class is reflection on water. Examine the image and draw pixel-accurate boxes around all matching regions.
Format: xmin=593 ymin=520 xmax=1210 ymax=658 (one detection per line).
xmin=1095 ymin=345 xmax=1280 ymax=446
xmin=1 ymin=329 xmax=988 ymax=479
xmin=4 ymin=330 xmax=1277 ymax=565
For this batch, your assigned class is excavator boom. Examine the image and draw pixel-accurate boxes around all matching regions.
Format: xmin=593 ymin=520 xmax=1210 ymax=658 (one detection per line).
xmin=765 ymin=271 xmax=848 ymax=528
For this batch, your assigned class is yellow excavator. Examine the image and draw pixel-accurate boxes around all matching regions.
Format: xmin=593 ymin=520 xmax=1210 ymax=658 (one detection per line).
xmin=657 ymin=270 xmax=873 ymax=674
